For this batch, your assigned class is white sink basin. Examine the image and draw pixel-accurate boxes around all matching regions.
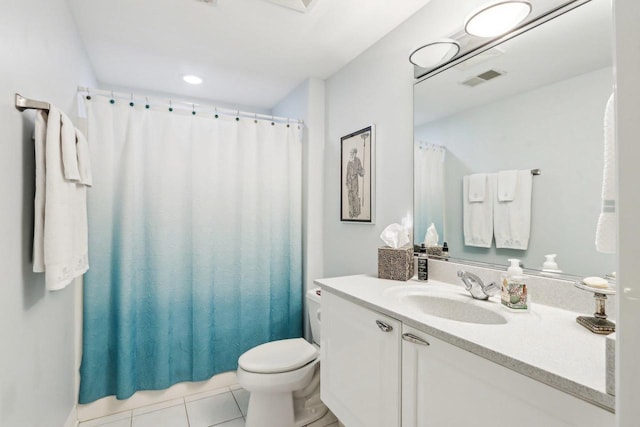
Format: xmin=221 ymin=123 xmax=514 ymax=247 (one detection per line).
xmin=385 ymin=284 xmax=507 ymax=325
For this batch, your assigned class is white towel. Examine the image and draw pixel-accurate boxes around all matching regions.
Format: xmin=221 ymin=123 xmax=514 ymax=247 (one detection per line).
xmin=32 ymin=106 xmax=90 ymax=290
xmin=494 ymin=170 xmax=532 ymax=250
xmin=497 ymin=170 xmax=518 ymax=202
xmin=468 ymin=173 xmax=486 ymax=202
xmin=76 ymin=129 xmax=93 ymax=187
xmin=596 ymin=93 xmax=616 ymax=253
xmin=463 ymin=174 xmax=494 ymax=248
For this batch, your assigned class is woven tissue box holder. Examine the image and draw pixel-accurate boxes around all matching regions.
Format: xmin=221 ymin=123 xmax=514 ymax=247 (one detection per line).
xmin=378 ymin=246 xmax=414 ymax=281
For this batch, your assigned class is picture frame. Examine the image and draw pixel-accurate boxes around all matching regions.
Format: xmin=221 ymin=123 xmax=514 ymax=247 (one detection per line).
xmin=340 ymin=125 xmax=375 ymax=223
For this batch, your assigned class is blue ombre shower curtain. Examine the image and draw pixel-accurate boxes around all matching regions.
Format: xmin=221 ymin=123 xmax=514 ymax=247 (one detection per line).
xmin=79 ymin=98 xmax=302 ymax=403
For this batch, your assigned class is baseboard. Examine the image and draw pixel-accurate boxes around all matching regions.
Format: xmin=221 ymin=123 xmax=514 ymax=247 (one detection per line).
xmin=64 ymin=405 xmax=79 ymax=427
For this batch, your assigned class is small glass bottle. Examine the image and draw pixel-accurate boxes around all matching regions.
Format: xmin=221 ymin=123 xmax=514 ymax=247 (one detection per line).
xmin=417 ymin=244 xmax=428 ymax=281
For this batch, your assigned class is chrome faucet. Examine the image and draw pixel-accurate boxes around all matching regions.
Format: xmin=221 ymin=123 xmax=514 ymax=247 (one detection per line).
xmin=457 ymin=270 xmax=500 ymax=300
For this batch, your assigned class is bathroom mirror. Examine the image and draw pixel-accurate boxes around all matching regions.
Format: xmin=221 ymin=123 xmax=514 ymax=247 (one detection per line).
xmin=413 ymin=0 xmax=616 ymax=278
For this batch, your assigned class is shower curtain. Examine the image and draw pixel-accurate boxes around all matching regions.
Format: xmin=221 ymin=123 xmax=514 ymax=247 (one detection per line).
xmin=414 ymin=143 xmax=446 ymax=245
xmin=79 ymin=98 xmax=302 ymax=403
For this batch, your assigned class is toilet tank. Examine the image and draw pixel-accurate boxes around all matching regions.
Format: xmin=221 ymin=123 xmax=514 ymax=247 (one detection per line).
xmin=306 ymin=288 xmax=322 ymax=345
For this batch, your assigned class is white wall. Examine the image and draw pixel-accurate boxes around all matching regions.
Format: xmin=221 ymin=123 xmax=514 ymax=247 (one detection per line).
xmin=273 ymin=78 xmax=326 ymax=340
xmin=416 ymin=67 xmax=615 ymax=276
xmin=0 ymin=1 xmax=96 ymax=426
xmin=323 ymin=0 xmax=491 ymax=277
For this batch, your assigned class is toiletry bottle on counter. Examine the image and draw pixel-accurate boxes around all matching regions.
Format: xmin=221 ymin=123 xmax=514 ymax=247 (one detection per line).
xmin=501 ymin=259 xmax=529 ymax=311
xmin=417 ymin=244 xmax=428 ymax=281
xmin=442 ymin=242 xmax=449 ymax=260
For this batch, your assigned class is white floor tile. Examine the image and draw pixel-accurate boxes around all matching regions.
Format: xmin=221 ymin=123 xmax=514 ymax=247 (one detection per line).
xmin=186 ymin=392 xmax=242 ymax=427
xmin=131 ymin=404 xmax=188 ymax=427
xmin=228 ymin=383 xmax=243 ymax=391
xmin=184 ymin=386 xmax=231 ymax=403
xmin=132 ymin=398 xmax=185 ymax=416
xmin=80 ymin=411 xmax=131 ymax=427
xmin=306 ymin=409 xmax=338 ymax=427
xmin=231 ymin=388 xmax=249 ymax=417
xmin=214 ymin=418 xmax=245 ymax=427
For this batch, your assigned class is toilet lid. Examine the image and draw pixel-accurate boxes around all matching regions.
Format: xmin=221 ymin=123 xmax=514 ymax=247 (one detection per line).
xmin=238 ymin=338 xmax=318 ymax=374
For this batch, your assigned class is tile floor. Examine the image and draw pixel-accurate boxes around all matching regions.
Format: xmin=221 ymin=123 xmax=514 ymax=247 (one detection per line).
xmin=79 ymin=385 xmax=340 ymax=427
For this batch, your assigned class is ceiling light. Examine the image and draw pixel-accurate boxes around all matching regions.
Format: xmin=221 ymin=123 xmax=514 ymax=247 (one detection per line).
xmin=465 ymin=1 xmax=532 ymax=38
xmin=183 ymin=75 xmax=203 ymax=85
xmin=409 ymin=40 xmax=461 ymax=69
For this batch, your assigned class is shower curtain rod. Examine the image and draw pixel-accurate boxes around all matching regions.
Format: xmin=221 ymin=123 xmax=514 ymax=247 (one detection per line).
xmin=77 ymin=86 xmax=304 ymax=125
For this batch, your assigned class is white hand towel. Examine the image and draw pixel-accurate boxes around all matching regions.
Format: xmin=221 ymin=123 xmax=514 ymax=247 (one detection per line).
xmin=33 ymin=111 xmax=47 ymax=273
xmin=463 ymin=174 xmax=494 ymax=248
xmin=76 ymin=128 xmax=93 ymax=187
xmin=494 ymin=170 xmax=532 ymax=250
xmin=596 ymin=93 xmax=616 ymax=254
xmin=60 ymin=111 xmax=81 ymax=182
xmin=468 ymin=173 xmax=487 ymax=202
xmin=33 ymin=106 xmax=90 ymax=290
xmin=497 ymin=170 xmax=518 ymax=202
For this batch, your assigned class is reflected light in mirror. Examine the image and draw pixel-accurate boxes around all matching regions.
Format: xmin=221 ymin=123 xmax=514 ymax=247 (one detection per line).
xmin=465 ymin=1 xmax=532 ymax=38
xmin=409 ymin=40 xmax=460 ymax=68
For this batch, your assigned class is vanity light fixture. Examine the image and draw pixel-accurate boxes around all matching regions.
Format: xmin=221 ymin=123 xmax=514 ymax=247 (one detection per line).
xmin=183 ymin=75 xmax=204 ymax=85
xmin=409 ymin=40 xmax=461 ymax=69
xmin=465 ymin=1 xmax=532 ymax=38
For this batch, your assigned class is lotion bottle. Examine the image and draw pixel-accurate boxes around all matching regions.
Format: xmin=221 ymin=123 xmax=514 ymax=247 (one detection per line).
xmin=501 ymin=259 xmax=529 ymax=311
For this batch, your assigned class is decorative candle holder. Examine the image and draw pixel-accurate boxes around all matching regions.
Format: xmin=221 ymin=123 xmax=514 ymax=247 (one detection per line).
xmin=574 ymin=282 xmax=616 ymax=335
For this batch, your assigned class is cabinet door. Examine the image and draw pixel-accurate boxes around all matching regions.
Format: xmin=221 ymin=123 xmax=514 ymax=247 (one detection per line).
xmin=321 ymin=291 xmax=401 ymax=427
xmin=401 ymin=325 xmax=614 ymax=427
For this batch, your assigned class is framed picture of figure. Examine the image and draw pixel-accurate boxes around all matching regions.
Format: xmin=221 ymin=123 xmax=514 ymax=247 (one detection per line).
xmin=340 ymin=125 xmax=375 ymax=223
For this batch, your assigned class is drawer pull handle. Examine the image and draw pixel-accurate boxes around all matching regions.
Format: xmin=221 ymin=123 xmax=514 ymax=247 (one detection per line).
xmin=402 ymin=333 xmax=430 ymax=346
xmin=376 ymin=320 xmax=393 ymax=332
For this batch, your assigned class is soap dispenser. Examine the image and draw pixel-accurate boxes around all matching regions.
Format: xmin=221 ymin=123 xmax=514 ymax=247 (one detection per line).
xmin=507 ymin=259 xmax=523 ymax=276
xmin=542 ymin=254 xmax=560 ymax=272
xmin=501 ymin=259 xmax=529 ymax=311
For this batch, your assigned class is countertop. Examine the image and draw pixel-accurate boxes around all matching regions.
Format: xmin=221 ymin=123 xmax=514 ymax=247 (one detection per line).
xmin=315 ymin=274 xmax=614 ymax=412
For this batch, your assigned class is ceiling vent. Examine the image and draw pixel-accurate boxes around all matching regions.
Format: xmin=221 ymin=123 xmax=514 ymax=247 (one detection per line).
xmin=265 ymin=0 xmax=320 ymax=13
xmin=195 ymin=0 xmax=218 ymax=6
xmin=461 ymin=69 xmax=505 ymax=87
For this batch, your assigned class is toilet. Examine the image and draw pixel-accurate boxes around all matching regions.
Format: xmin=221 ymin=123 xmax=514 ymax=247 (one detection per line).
xmin=237 ymin=288 xmax=327 ymax=427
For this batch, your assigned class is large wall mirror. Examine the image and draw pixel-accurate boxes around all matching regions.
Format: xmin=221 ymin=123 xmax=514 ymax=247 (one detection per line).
xmin=413 ymin=0 xmax=615 ymax=278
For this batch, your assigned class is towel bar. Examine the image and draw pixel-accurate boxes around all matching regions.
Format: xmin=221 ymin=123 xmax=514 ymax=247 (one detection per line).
xmin=15 ymin=93 xmax=50 ymax=112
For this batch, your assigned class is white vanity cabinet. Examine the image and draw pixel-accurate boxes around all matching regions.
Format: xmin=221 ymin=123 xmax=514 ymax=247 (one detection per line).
xmin=401 ymin=325 xmax=614 ymax=427
xmin=321 ymin=291 xmax=402 ymax=427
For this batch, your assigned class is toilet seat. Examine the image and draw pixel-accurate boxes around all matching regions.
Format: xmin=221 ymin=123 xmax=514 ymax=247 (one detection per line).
xmin=239 ymin=338 xmax=318 ymax=374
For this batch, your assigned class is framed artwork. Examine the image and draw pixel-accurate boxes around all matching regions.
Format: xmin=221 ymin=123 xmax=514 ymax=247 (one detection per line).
xmin=340 ymin=125 xmax=375 ymax=223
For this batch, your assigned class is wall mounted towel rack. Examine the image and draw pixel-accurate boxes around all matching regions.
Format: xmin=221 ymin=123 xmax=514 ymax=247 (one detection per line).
xmin=15 ymin=93 xmax=50 ymax=112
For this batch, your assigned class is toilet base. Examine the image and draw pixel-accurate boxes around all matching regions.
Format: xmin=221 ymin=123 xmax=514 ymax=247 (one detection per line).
xmin=244 ymin=365 xmax=327 ymax=427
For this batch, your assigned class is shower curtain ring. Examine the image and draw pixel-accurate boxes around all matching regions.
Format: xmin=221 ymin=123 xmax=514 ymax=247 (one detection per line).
xmin=287 ymin=118 xmax=290 ymax=128
xmin=254 ymin=113 xmax=258 ymax=124
xmin=214 ymin=107 xmax=219 ymax=119
xmin=169 ymin=100 xmax=173 ymax=112
xmin=129 ymin=93 xmax=134 ymax=107
xmin=235 ymin=110 xmax=240 ymax=122
xmin=271 ymin=115 xmax=275 ymax=126
xmin=85 ymin=88 xmax=92 ymax=101
xmin=145 ymin=97 xmax=150 ymax=109
xmin=192 ymin=103 xmax=196 ymax=116
xmin=110 ymin=91 xmax=115 ymax=104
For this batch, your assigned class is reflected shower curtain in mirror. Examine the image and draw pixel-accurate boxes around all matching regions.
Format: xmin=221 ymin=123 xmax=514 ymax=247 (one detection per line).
xmin=79 ymin=99 xmax=302 ymax=403
xmin=415 ymin=143 xmax=446 ymax=244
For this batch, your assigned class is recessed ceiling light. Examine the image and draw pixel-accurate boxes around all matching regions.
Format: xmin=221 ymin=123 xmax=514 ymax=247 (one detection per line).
xmin=409 ymin=40 xmax=460 ymax=69
xmin=183 ymin=75 xmax=203 ymax=85
xmin=465 ymin=1 xmax=532 ymax=38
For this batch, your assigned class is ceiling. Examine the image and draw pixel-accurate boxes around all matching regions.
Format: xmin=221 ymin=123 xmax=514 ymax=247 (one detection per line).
xmin=414 ymin=0 xmax=613 ymax=126
xmin=68 ymin=0 xmax=431 ymax=109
